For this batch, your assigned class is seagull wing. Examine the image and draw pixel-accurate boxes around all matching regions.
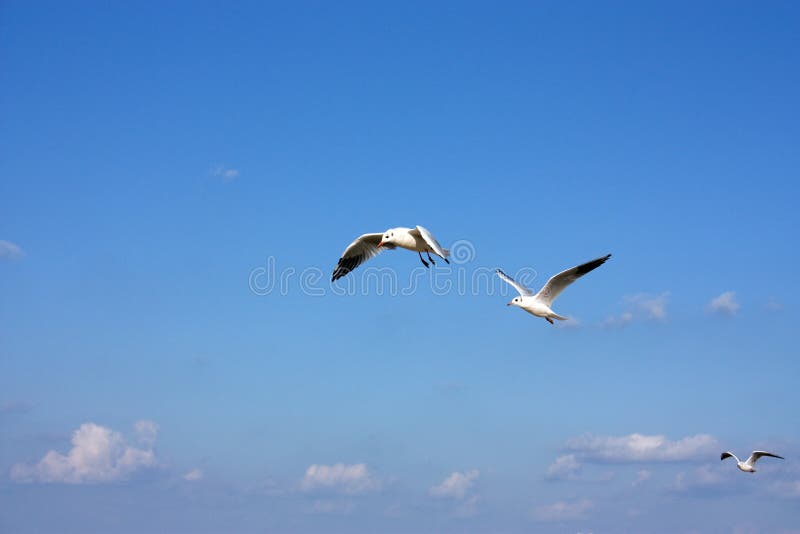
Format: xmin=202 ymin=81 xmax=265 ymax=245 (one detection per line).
xmin=496 ymin=269 xmax=534 ymax=297
xmin=746 ymin=451 xmax=784 ymax=466
xmin=535 ymin=254 xmax=612 ymax=306
xmin=331 ymin=233 xmax=389 ymax=282
xmin=721 ymin=451 xmax=738 ymax=462
xmin=411 ymin=226 xmax=449 ymax=258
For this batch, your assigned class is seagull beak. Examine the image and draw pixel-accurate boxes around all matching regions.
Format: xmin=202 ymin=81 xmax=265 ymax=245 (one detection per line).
xmin=376 ymin=242 xmax=383 ymax=248
xmin=507 ymin=301 xmax=513 ymax=306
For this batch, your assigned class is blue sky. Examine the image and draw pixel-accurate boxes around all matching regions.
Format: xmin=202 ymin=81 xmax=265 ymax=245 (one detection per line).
xmin=1 ymin=1 xmax=799 ymax=532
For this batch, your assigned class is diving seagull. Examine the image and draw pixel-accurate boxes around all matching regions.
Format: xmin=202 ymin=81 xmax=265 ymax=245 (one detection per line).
xmin=721 ymin=450 xmax=784 ymax=473
xmin=332 ymin=226 xmax=450 ymax=282
xmin=496 ymin=254 xmax=611 ymax=324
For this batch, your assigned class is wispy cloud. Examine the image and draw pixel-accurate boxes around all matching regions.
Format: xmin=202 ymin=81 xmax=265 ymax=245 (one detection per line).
xmin=532 ymin=498 xmax=593 ymax=522
xmin=429 ymin=469 xmax=481 ymax=516
xmin=627 ymin=292 xmax=670 ymax=320
xmin=546 ymin=454 xmax=581 ymax=480
xmin=556 ymin=317 xmax=582 ymax=329
xmin=453 ymin=494 xmax=481 ymax=517
xmin=11 ymin=421 xmax=159 ymax=484
xmin=134 ymin=420 xmax=158 ymax=447
xmin=672 ymin=464 xmax=731 ymax=493
xmin=0 ymin=240 xmax=24 ymax=260
xmin=602 ymin=311 xmax=634 ymax=328
xmin=429 ymin=469 xmax=479 ymax=500
xmin=309 ymin=499 xmax=355 ymax=515
xmin=770 ymin=480 xmax=800 ymax=499
xmin=603 ymin=292 xmax=669 ymax=327
xmin=299 ymin=463 xmax=380 ymax=495
xmin=632 ymin=469 xmax=652 ymax=487
xmin=183 ymin=468 xmax=204 ymax=482
xmin=210 ymin=165 xmax=240 ymax=183
xmin=563 ymin=432 xmax=717 ymax=463
xmin=765 ymin=297 xmax=784 ymax=311
xmin=707 ymin=291 xmax=740 ymax=315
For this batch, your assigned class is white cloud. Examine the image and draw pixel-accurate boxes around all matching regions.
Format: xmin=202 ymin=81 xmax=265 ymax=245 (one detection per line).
xmin=603 ymin=292 xmax=669 ymax=327
xmin=626 ymin=292 xmax=669 ymax=320
xmin=532 ymin=499 xmax=593 ymax=522
xmin=707 ymin=291 xmax=740 ymax=315
xmin=564 ymin=433 xmax=718 ymax=463
xmin=546 ymin=454 xmax=581 ymax=480
xmin=299 ymin=463 xmax=379 ymax=495
xmin=211 ymin=165 xmax=239 ymax=182
xmin=429 ymin=469 xmax=479 ymax=500
xmin=0 ymin=240 xmax=24 ymax=260
xmin=10 ymin=421 xmax=158 ymax=484
xmin=183 ymin=468 xmax=204 ymax=482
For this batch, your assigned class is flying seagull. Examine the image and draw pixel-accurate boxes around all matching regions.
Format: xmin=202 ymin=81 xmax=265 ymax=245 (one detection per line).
xmin=720 ymin=451 xmax=784 ymax=473
xmin=496 ymin=254 xmax=611 ymax=324
xmin=332 ymin=226 xmax=450 ymax=282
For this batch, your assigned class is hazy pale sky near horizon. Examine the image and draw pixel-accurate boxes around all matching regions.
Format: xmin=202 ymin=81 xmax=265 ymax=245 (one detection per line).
xmin=1 ymin=1 xmax=799 ymax=533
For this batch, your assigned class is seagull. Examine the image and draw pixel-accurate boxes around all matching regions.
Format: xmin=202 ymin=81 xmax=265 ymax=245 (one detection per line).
xmin=496 ymin=254 xmax=611 ymax=324
xmin=332 ymin=226 xmax=450 ymax=282
xmin=720 ymin=451 xmax=784 ymax=473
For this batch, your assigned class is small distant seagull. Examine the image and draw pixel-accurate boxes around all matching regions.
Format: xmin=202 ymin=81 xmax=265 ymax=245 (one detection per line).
xmin=720 ymin=451 xmax=784 ymax=473
xmin=496 ymin=254 xmax=611 ymax=324
xmin=332 ymin=226 xmax=450 ymax=282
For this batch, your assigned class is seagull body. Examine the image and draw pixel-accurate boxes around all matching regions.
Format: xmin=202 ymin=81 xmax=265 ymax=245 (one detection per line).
xmin=496 ymin=254 xmax=611 ymax=324
xmin=332 ymin=226 xmax=450 ymax=282
xmin=720 ymin=451 xmax=784 ymax=473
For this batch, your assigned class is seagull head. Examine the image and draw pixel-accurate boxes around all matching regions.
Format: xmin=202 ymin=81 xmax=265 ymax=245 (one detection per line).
xmin=507 ymin=296 xmax=522 ymax=307
xmin=377 ymin=230 xmax=396 ymax=248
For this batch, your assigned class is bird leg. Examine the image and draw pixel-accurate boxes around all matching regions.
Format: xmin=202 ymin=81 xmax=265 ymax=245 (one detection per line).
xmin=426 ymin=251 xmax=436 ymax=265
xmin=418 ymin=252 xmax=430 ymax=268
xmin=546 ymin=317 xmax=554 ymax=325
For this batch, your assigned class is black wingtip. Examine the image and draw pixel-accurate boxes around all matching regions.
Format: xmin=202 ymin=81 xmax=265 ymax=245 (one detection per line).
xmin=331 ymin=255 xmax=360 ymax=283
xmin=575 ymin=254 xmax=612 ymax=276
